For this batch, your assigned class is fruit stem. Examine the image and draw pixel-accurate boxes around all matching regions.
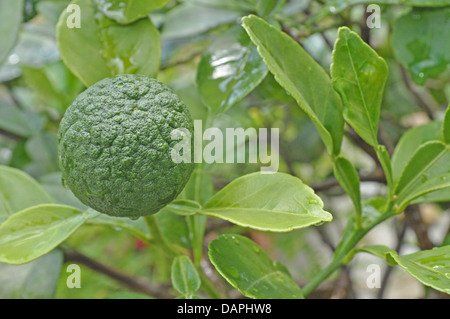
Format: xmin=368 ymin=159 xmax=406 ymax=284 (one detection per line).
xmin=144 ymin=215 xmax=181 ymax=258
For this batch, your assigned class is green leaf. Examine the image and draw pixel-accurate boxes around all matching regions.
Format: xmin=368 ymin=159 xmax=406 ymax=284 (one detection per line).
xmin=155 ymin=211 xmax=192 ymax=249
xmin=242 ymin=15 xmax=344 ymax=156
xmin=391 ymin=121 xmax=442 ymax=182
xmin=0 ymin=166 xmax=53 ymax=224
xmin=197 ymin=25 xmax=268 ymax=114
xmin=0 ymin=204 xmax=91 ymax=264
xmin=164 ymin=199 xmax=202 ymax=216
xmin=444 ymin=105 xmax=450 ymax=144
xmin=394 ymin=141 xmax=450 ymax=210
xmin=331 ymin=26 xmax=388 ymax=147
xmin=392 ymin=7 xmax=450 ymax=85
xmin=0 ymin=0 xmax=23 ymax=65
xmin=0 ymin=102 xmax=44 ymax=138
xmin=182 ymin=166 xmax=215 ymax=206
xmin=24 ymin=132 xmax=60 ymax=177
xmin=85 ymin=212 xmax=150 ymax=242
xmin=199 ymin=172 xmax=332 ymax=232
xmin=333 ymin=156 xmax=362 ymax=227
xmin=161 ymin=4 xmax=239 ymax=40
xmin=96 ymin=0 xmax=169 ymax=24
xmin=0 ymin=249 xmax=63 ymax=298
xmin=376 ymin=145 xmax=394 ymax=200
xmin=398 ymin=172 xmax=450 ymax=210
xmin=57 ymin=0 xmax=161 ymax=87
xmin=209 ymin=234 xmax=303 ymax=299
xmin=345 ymin=245 xmax=450 ymax=295
xmin=171 ymin=255 xmax=201 ymax=296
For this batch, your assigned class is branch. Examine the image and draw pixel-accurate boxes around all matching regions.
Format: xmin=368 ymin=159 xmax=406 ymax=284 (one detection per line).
xmin=311 ymin=172 xmax=386 ymax=192
xmin=399 ymin=65 xmax=436 ymax=120
xmin=63 ymin=248 xmax=174 ymax=299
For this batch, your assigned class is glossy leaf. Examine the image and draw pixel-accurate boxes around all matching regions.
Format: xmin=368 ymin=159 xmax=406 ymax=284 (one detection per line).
xmin=0 ymin=0 xmax=23 ymax=65
xmin=96 ymin=0 xmax=169 ymax=24
xmin=391 ymin=121 xmax=442 ymax=182
xmin=199 ymin=172 xmax=332 ymax=232
xmin=333 ymin=156 xmax=362 ymax=227
xmin=209 ymin=234 xmax=304 ymax=299
xmin=331 ymin=26 xmax=388 ymax=147
xmin=0 ymin=204 xmax=91 ymax=264
xmin=0 ymin=166 xmax=53 ymax=224
xmin=171 ymin=255 xmax=201 ymax=296
xmin=345 ymin=245 xmax=450 ymax=295
xmin=0 ymin=249 xmax=63 ymax=298
xmin=394 ymin=141 xmax=450 ymax=208
xmin=392 ymin=7 xmax=450 ymax=85
xmin=57 ymin=0 xmax=160 ymax=87
xmin=242 ymin=15 xmax=344 ymax=156
xmin=197 ymin=25 xmax=268 ymax=113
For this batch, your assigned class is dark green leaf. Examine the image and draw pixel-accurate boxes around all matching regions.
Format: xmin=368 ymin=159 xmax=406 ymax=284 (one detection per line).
xmin=331 ymin=26 xmax=388 ymax=147
xmin=0 ymin=249 xmax=63 ymax=298
xmin=392 ymin=7 xmax=450 ymax=85
xmin=444 ymin=105 xmax=450 ymax=144
xmin=209 ymin=234 xmax=303 ymax=299
xmin=242 ymin=15 xmax=344 ymax=156
xmin=197 ymin=25 xmax=267 ymax=113
xmin=171 ymin=255 xmax=201 ymax=296
xmin=199 ymin=172 xmax=332 ymax=232
xmin=333 ymin=156 xmax=362 ymax=226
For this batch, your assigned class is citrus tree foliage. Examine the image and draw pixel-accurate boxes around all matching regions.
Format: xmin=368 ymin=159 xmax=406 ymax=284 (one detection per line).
xmin=0 ymin=0 xmax=449 ymax=299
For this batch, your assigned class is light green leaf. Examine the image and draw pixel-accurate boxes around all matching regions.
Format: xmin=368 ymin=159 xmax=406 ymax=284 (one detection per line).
xmin=161 ymin=4 xmax=239 ymax=40
xmin=197 ymin=25 xmax=268 ymax=113
xmin=164 ymin=199 xmax=201 ymax=216
xmin=181 ymin=166 xmax=215 ymax=206
xmin=0 ymin=166 xmax=53 ymax=224
xmin=397 ymin=172 xmax=450 ymax=210
xmin=57 ymin=0 xmax=161 ymax=87
xmin=85 ymin=212 xmax=150 ymax=242
xmin=376 ymin=145 xmax=394 ymax=200
xmin=333 ymin=156 xmax=362 ymax=227
xmin=209 ymin=234 xmax=304 ymax=299
xmin=331 ymin=26 xmax=388 ymax=147
xmin=345 ymin=245 xmax=450 ymax=295
xmin=0 ymin=249 xmax=63 ymax=299
xmin=171 ymin=255 xmax=201 ymax=296
xmin=96 ymin=0 xmax=169 ymax=24
xmin=0 ymin=204 xmax=91 ymax=264
xmin=392 ymin=7 xmax=450 ymax=85
xmin=242 ymin=15 xmax=344 ymax=156
xmin=0 ymin=0 xmax=23 ymax=65
xmin=394 ymin=141 xmax=450 ymax=210
xmin=199 ymin=172 xmax=332 ymax=232
xmin=391 ymin=121 xmax=442 ymax=182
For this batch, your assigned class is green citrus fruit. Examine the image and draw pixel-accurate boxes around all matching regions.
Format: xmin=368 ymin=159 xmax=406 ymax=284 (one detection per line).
xmin=57 ymin=74 xmax=194 ymax=218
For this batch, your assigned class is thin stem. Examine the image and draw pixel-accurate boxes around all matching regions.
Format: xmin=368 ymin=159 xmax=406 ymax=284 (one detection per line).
xmin=302 ymin=209 xmax=395 ymax=296
xmin=144 ymin=215 xmax=181 ymax=258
